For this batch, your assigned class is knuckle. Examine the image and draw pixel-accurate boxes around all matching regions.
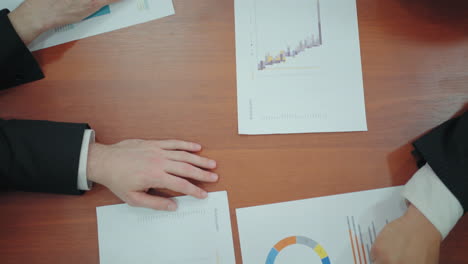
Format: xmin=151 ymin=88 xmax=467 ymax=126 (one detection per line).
xmin=174 ymin=179 xmax=195 ymax=194
xmin=182 ymin=163 xmax=197 ymax=175
xmin=153 ymin=204 xmax=166 ymax=211
xmin=178 ymin=179 xmax=192 ymax=190
xmin=151 ymin=140 xmax=161 ymax=148
xmin=191 ymin=154 xmax=204 ymax=164
xmin=196 ymin=187 xmax=205 ymax=197
xmin=371 ymin=244 xmax=380 ymax=254
xmin=148 ymin=150 xmax=165 ymax=163
xmin=371 ymin=245 xmax=388 ymax=263
xmin=201 ymin=170 xmax=212 ymax=179
xmin=171 ymin=151 xmax=185 ymax=161
xmin=141 ymin=173 xmax=155 ymax=186
xmin=166 ymin=139 xmax=178 ymax=146
xmin=150 ymin=172 xmax=167 ymax=187
xmin=180 ymin=151 xmax=192 ymax=160
xmin=201 ymin=156 xmax=210 ymax=163
xmin=150 ymin=141 xmax=163 ymax=149
xmin=126 ymin=194 xmax=139 ymax=207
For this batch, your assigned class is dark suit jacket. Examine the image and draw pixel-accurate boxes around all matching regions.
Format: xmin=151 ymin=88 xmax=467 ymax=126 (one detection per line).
xmin=413 ymin=111 xmax=468 ymax=213
xmin=0 ymin=9 xmax=87 ymax=195
xmin=0 ymin=9 xmax=44 ymax=89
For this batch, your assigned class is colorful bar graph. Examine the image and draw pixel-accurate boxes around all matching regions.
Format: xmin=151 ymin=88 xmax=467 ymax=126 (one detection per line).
xmin=257 ymin=0 xmax=323 ymax=71
xmin=347 ymin=216 xmax=391 ymax=264
xmin=358 ymin=225 xmax=368 ymax=264
xmin=347 ymin=217 xmax=358 ymax=264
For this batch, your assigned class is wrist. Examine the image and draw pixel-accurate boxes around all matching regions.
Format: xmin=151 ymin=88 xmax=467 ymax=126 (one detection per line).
xmin=8 ymin=4 xmax=50 ymax=45
xmin=87 ymin=143 xmax=108 ymax=185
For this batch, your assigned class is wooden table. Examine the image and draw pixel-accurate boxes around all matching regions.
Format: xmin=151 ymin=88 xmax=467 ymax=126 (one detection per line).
xmin=1 ymin=0 xmax=467 ymax=263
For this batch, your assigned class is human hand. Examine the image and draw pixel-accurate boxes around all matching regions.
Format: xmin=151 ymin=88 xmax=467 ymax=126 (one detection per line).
xmin=87 ymin=139 xmax=218 ymax=211
xmin=8 ymin=0 xmax=119 ymax=44
xmin=371 ymin=204 xmax=441 ymax=264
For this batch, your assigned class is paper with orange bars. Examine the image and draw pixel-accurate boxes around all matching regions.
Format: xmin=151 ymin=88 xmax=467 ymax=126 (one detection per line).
xmin=236 ymin=187 xmax=407 ymax=264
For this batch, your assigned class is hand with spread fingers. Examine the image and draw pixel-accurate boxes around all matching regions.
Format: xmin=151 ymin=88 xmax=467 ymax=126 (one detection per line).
xmin=87 ymin=139 xmax=218 ymax=211
xmin=8 ymin=0 xmax=120 ymax=44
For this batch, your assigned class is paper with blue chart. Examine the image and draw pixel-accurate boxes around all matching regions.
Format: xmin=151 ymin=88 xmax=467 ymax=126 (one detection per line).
xmin=2 ymin=0 xmax=174 ymax=51
xmin=236 ymin=187 xmax=407 ymax=264
xmin=96 ymin=191 xmax=236 ymax=264
xmin=234 ymin=0 xmax=367 ymax=134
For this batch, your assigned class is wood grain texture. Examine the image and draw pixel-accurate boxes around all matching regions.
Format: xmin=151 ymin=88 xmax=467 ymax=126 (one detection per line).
xmin=0 ymin=0 xmax=467 ymax=263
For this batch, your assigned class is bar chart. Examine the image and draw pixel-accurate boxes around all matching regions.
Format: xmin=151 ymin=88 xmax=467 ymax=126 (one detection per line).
xmin=347 ymin=216 xmax=391 ymax=264
xmin=257 ymin=0 xmax=323 ymax=71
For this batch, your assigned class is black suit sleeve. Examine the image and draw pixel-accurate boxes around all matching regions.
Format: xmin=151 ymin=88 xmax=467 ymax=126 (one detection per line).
xmin=0 ymin=9 xmax=44 ymax=90
xmin=0 ymin=119 xmax=89 ymax=195
xmin=413 ymin=111 xmax=468 ymax=213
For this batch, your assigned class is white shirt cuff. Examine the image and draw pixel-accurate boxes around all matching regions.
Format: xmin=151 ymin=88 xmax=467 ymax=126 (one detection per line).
xmin=77 ymin=129 xmax=95 ymax=191
xmin=402 ymin=163 xmax=464 ymax=239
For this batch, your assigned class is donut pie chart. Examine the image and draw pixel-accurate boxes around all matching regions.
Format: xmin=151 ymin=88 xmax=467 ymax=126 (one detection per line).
xmin=266 ymin=236 xmax=331 ymax=264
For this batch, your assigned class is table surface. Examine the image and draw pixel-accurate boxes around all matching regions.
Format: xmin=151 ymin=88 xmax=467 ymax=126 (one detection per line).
xmin=1 ymin=0 xmax=468 ymax=263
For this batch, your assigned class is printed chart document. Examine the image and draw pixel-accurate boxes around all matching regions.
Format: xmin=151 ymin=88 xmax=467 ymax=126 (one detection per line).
xmin=235 ymin=0 xmax=367 ymax=134
xmin=96 ymin=191 xmax=236 ymax=264
xmin=2 ymin=0 xmax=175 ymax=51
xmin=236 ymin=187 xmax=407 ymax=264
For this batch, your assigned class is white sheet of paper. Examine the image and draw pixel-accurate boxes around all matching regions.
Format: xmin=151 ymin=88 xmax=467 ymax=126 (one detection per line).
xmin=2 ymin=0 xmax=175 ymax=51
xmin=236 ymin=187 xmax=407 ymax=264
xmin=96 ymin=191 xmax=236 ymax=264
xmin=234 ymin=0 xmax=367 ymax=134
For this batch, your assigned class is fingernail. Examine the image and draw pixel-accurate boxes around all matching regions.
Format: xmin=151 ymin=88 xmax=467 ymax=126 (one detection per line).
xmin=202 ymin=191 xmax=208 ymax=198
xmin=194 ymin=144 xmax=202 ymax=150
xmin=167 ymin=203 xmax=177 ymax=211
xmin=211 ymin=173 xmax=218 ymax=181
xmin=209 ymin=160 xmax=217 ymax=168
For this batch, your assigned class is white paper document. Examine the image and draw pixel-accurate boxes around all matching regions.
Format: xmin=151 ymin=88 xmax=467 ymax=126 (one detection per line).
xmin=234 ymin=0 xmax=367 ymax=134
xmin=2 ymin=0 xmax=175 ymax=51
xmin=96 ymin=191 xmax=236 ymax=264
xmin=236 ymin=187 xmax=407 ymax=264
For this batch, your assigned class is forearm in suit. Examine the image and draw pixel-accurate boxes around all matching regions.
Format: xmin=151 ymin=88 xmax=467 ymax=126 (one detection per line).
xmin=0 ymin=119 xmax=89 ymax=195
xmin=0 ymin=9 xmax=44 ymax=90
xmin=413 ymin=111 xmax=468 ymax=212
